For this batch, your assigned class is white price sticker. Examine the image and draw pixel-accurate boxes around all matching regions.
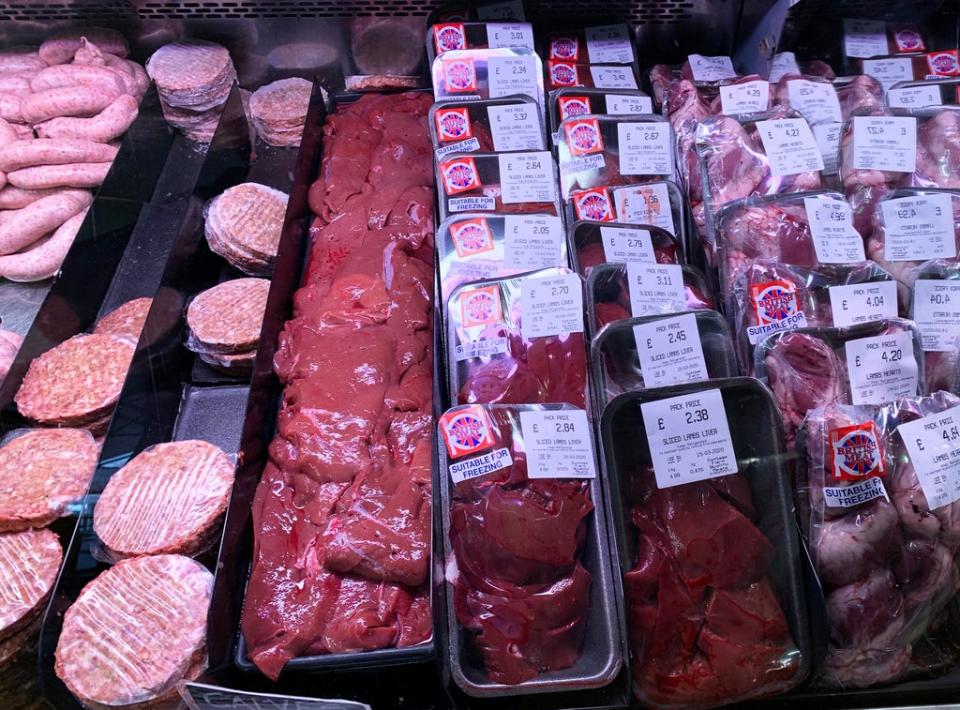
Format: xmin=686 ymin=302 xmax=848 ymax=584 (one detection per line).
xmin=613 ymin=183 xmax=676 ymax=234
xmin=449 ymin=447 xmax=514 ymax=483
xmin=487 ymin=103 xmax=543 ymax=151
xmin=589 ymin=66 xmax=638 ymax=89
xmin=844 ymin=18 xmax=889 ymax=59
xmin=845 ymin=330 xmax=919 ymax=405
xmin=769 ymin=51 xmax=801 ymax=82
xmin=521 ymin=272 xmax=584 ymax=338
xmin=863 ymin=57 xmax=914 ymax=93
xmin=455 ymin=336 xmax=511 ymax=361
xmin=641 ymin=388 xmax=738 ymax=489
xmin=600 ymin=226 xmax=656 ymax=263
xmin=520 ymin=409 xmax=597 ymax=479
xmin=627 ymin=263 xmax=686 ymax=316
xmin=504 ymin=214 xmax=564 ymax=270
xmin=476 ymin=0 xmax=525 ymax=20
xmin=898 ymin=404 xmax=960 ymax=510
xmin=449 ymin=196 xmax=496 ymax=212
xmin=607 ymin=94 xmax=653 ymax=115
xmin=488 ymin=55 xmax=540 ymax=101
xmin=887 ymin=85 xmax=942 ymax=109
xmin=914 ymin=279 xmax=960 ymax=352
xmin=756 ymin=118 xmax=824 ymax=176
xmin=823 ymin=477 xmax=889 ymax=508
xmin=881 ymin=194 xmax=956 ymax=261
xmin=617 ymin=122 xmax=673 ymax=175
xmin=829 ymin=281 xmax=898 ymax=327
xmin=719 ymin=80 xmax=769 ymax=115
xmin=633 ymin=313 xmax=709 ymax=388
xmin=804 ymin=196 xmax=866 ymax=263
xmin=813 ymin=123 xmax=842 ymax=175
xmin=486 ymin=23 xmax=534 ymax=50
xmin=786 ymin=79 xmax=842 ymax=125
xmin=585 ymin=25 xmax=634 ymax=64
xmin=687 ymin=54 xmax=737 ymax=81
xmin=852 ymin=116 xmax=917 ymax=173
xmin=499 ymin=152 xmax=556 ymax=204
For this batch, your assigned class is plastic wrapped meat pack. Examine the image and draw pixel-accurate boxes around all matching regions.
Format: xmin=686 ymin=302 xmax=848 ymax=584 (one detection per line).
xmin=911 ymin=261 xmax=960 ymax=393
xmin=569 ymin=221 xmax=683 ymax=277
xmin=545 ymin=62 xmax=639 ymax=92
xmin=432 ymin=48 xmax=544 ymax=105
xmin=567 ymin=180 xmax=687 ymax=241
xmin=549 ymin=88 xmax=653 ymax=131
xmin=428 ymin=21 xmax=535 ymax=63
xmin=429 ymin=96 xmax=546 ymax=159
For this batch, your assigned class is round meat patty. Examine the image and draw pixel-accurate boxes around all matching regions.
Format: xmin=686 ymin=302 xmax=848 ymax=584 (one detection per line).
xmin=145 ymin=40 xmax=234 ymax=108
xmin=55 ymin=554 xmax=212 ymax=708
xmin=0 ymin=528 xmax=62 ymax=641
xmin=93 ymin=297 xmax=153 ymax=341
xmin=250 ymin=78 xmax=312 ymax=147
xmin=204 ymin=182 xmax=288 ymax=275
xmin=14 ymin=334 xmax=135 ymax=429
xmin=93 ymin=440 xmax=234 ymax=558
xmin=0 ymin=428 xmax=98 ymax=532
xmin=186 ymin=278 xmax=269 ymax=354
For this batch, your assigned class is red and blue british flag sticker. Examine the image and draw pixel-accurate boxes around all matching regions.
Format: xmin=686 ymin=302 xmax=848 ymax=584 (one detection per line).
xmin=751 ymin=280 xmax=799 ymax=325
xmin=831 ymin=422 xmax=885 ymax=481
xmin=573 ymin=187 xmax=614 ymax=222
xmin=460 ymin=284 xmax=502 ymax=328
xmin=550 ymin=36 xmax=580 ymax=61
xmin=549 ymin=61 xmax=580 ymax=88
xmin=927 ymin=50 xmax=960 ymax=76
xmin=564 ymin=118 xmax=604 ymax=156
xmin=434 ymin=23 xmax=467 ymax=54
xmin=441 ymin=156 xmax=481 ymax=195
xmin=558 ymin=95 xmax=592 ymax=120
xmin=450 ymin=217 xmax=494 ymax=257
xmin=442 ymin=57 xmax=478 ymax=93
xmin=435 ymin=107 xmax=474 ymax=142
xmin=440 ymin=405 xmax=496 ymax=458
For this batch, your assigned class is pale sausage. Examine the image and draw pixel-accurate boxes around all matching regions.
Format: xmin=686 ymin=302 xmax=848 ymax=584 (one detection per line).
xmin=0 ymin=190 xmax=91 ymax=254
xmin=34 ymin=95 xmax=138 ymax=143
xmin=31 ymin=64 xmax=128 ymax=96
xmin=0 ymin=211 xmax=86 ymax=282
xmin=7 ymin=163 xmax=112 ymax=189
xmin=0 ymin=139 xmax=118 ymax=172
xmin=0 ymin=50 xmax=46 ymax=74
xmin=39 ymin=29 xmax=129 ymax=65
xmin=20 ymin=85 xmax=121 ymax=123
xmin=0 ymin=117 xmax=18 ymax=142
xmin=0 ymin=93 xmax=23 ymax=123
xmin=0 ymin=186 xmax=62 ymax=209
xmin=0 ymin=76 xmax=31 ymax=95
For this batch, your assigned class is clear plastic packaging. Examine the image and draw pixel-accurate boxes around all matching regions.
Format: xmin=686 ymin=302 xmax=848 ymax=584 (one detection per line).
xmin=910 ymin=259 xmax=960 ymax=394
xmin=851 ymin=51 xmax=960 ymax=84
xmin=436 ymin=402 xmax=622 ymax=695
xmin=446 ymin=267 xmax=589 ymax=410
xmin=548 ymin=88 xmax=653 ymax=135
xmin=887 ymin=78 xmax=960 ymax=110
xmin=429 ymin=95 xmax=546 ymax=159
xmin=565 ymin=180 xmax=687 ymax=240
xmin=432 ymin=48 xmax=544 ymax=106
xmin=428 ymin=21 xmax=536 ymax=64
xmin=567 ymin=221 xmax=683 ymax=277
xmin=842 ymin=21 xmax=928 ymax=61
xmin=545 ymin=62 xmax=639 ymax=92
xmin=542 ymin=26 xmax=636 ymax=65
xmin=772 ymin=74 xmax=883 ymax=127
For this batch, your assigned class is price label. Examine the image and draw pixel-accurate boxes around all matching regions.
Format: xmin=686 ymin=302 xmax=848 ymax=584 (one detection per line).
xmin=813 ymin=122 xmax=842 ymax=175
xmin=617 ymin=122 xmax=673 ymax=175
xmin=769 ymin=51 xmax=801 ymax=82
xmin=641 ymin=388 xmax=738 ymax=489
xmin=590 ymin=66 xmax=637 ymax=89
xmin=844 ymin=18 xmax=889 ymax=59
xmin=476 ymin=0 xmax=525 ymax=20
xmin=487 ymin=103 xmax=543 ymax=151
xmin=182 ymin=683 xmax=371 ymax=710
xmin=486 ymin=23 xmax=535 ymax=50
xmin=520 ymin=409 xmax=597 ymax=479
xmin=845 ymin=330 xmax=919 ymax=405
xmin=852 ymin=116 xmax=917 ymax=172
xmin=756 ymin=118 xmax=824 ymax=176
xmin=607 ymin=94 xmax=653 ymax=115
xmin=488 ymin=55 xmax=540 ymax=101
xmin=585 ymin=24 xmax=634 ymax=64
xmin=499 ymin=151 xmax=556 ymax=204
xmin=633 ymin=313 xmax=709 ymax=388
xmin=863 ymin=57 xmax=914 ymax=93
xmin=455 ymin=336 xmax=510 ymax=361
xmin=829 ymin=281 xmax=898 ymax=327
xmin=881 ymin=194 xmax=956 ymax=261
xmin=627 ymin=263 xmax=686 ymax=316
xmin=687 ymin=54 xmax=737 ymax=81
xmin=887 ymin=85 xmax=942 ymax=109
xmin=521 ymin=272 xmax=584 ymax=338
xmin=613 ymin=182 xmax=676 ymax=234
xmin=804 ymin=196 xmax=866 ymax=263
xmin=913 ymin=279 xmax=960 ymax=352
xmin=786 ymin=79 xmax=842 ymax=125
xmin=898 ymin=404 xmax=960 ymax=510
xmin=719 ymin=80 xmax=769 ymax=115
xmin=600 ymin=226 xmax=656 ymax=263
xmin=504 ymin=214 xmax=563 ymax=270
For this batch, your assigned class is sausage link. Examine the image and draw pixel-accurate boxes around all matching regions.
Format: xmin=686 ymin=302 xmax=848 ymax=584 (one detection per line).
xmin=34 ymin=95 xmax=138 ymax=143
xmin=20 ymin=85 xmax=121 ymax=123
xmin=0 ymin=139 xmax=118 ymax=172
xmin=0 ymin=50 xmax=46 ymax=74
xmin=0 ymin=190 xmax=91 ymax=254
xmin=31 ymin=64 xmax=129 ymax=96
xmin=7 ymin=162 xmax=112 ymax=190
xmin=0 ymin=117 xmax=18 ymax=142
xmin=39 ymin=29 xmax=129 ymax=65
xmin=0 ymin=93 xmax=23 ymax=123
xmin=0 ymin=186 xmax=62 ymax=209
xmin=0 ymin=75 xmax=31 ymax=95
xmin=0 ymin=210 xmax=86 ymax=282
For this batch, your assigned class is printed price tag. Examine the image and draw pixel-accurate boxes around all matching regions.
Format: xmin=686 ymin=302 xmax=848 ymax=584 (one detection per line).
xmin=804 ymin=196 xmax=866 ymax=263
xmin=769 ymin=51 xmax=801 ymax=82
xmin=627 ymin=263 xmax=686 ymax=316
xmin=617 ymin=122 xmax=673 ymax=175
xmin=898 ymin=404 xmax=960 ymax=510
xmin=449 ymin=196 xmax=496 ymax=212
xmin=641 ymin=388 xmax=738 ymax=489
xmin=613 ymin=183 xmax=676 ymax=234
xmin=633 ymin=313 xmax=709 ymax=388
xmin=845 ymin=330 xmax=919 ymax=405
xmin=455 ymin=337 xmax=511 ymax=361
xmin=499 ymin=151 xmax=556 ymax=204
xmin=589 ymin=66 xmax=637 ymax=89
xmin=881 ymin=194 xmax=956 ymax=261
xmin=756 ymin=118 xmax=824 ymax=176
xmin=813 ymin=123 xmax=842 ymax=174
xmin=719 ymin=80 xmax=769 ymax=115
xmin=913 ymin=279 xmax=960 ymax=352
xmin=829 ymin=281 xmax=898 ymax=327
xmin=887 ymin=85 xmax=942 ymax=109
xmin=687 ymin=54 xmax=737 ymax=81
xmin=476 ymin=0 xmax=525 ymax=20
xmin=600 ymin=226 xmax=655 ymax=263
xmin=504 ymin=214 xmax=564 ymax=270
xmin=488 ymin=55 xmax=540 ymax=101
xmin=823 ymin=477 xmax=889 ymax=508
xmin=585 ymin=25 xmax=634 ymax=64
xmin=786 ymin=79 xmax=842 ymax=125
xmin=863 ymin=57 xmax=914 ymax=93
xmin=521 ymin=272 xmax=584 ymax=337
xmin=486 ymin=23 xmax=534 ymax=50
xmin=182 ymin=683 xmax=371 ymax=710
xmin=844 ymin=18 xmax=889 ymax=59
xmin=607 ymin=94 xmax=653 ymax=115
xmin=852 ymin=116 xmax=917 ymax=172
xmin=520 ymin=409 xmax=597 ymax=478
xmin=487 ymin=103 xmax=543 ymax=151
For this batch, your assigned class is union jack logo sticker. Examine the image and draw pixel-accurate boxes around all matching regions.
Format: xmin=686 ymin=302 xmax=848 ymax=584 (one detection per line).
xmin=564 ymin=118 xmax=604 ymax=156
xmin=751 ymin=280 xmax=798 ymax=325
xmin=441 ymin=157 xmax=481 ymax=195
xmin=442 ymin=57 xmax=478 ymax=92
xmin=572 ymin=187 xmax=614 ymax=222
xmin=434 ymin=23 xmax=467 ymax=54
xmin=558 ymin=95 xmax=592 ymax=120
xmin=831 ymin=422 xmax=885 ymax=481
xmin=550 ymin=36 xmax=580 ymax=61
xmin=460 ymin=284 xmax=502 ymax=328
xmin=548 ymin=60 xmax=580 ymax=88
xmin=435 ymin=107 xmax=474 ymax=142
xmin=450 ymin=217 xmax=495 ymax=257
xmin=440 ymin=405 xmax=496 ymax=458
